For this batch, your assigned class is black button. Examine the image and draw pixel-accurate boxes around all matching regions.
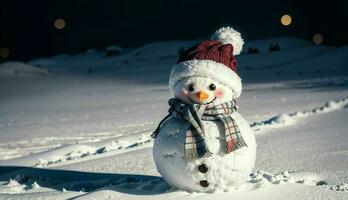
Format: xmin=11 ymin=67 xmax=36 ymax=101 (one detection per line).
xmin=198 ymin=164 xmax=208 ymax=173
xmin=199 ymin=180 xmax=209 ymax=187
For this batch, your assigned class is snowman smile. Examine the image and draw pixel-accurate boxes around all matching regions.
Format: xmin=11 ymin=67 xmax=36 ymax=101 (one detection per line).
xmin=188 ymin=96 xmax=217 ymax=105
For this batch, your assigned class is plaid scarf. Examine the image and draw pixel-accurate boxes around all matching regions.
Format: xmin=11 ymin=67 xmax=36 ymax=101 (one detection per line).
xmin=152 ymin=98 xmax=247 ymax=160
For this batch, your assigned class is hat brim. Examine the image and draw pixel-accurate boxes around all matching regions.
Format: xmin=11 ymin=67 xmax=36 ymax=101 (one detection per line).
xmin=169 ymin=59 xmax=242 ymax=98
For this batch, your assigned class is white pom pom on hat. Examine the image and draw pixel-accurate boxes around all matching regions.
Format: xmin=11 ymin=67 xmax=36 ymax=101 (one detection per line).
xmin=210 ymin=26 xmax=244 ymax=55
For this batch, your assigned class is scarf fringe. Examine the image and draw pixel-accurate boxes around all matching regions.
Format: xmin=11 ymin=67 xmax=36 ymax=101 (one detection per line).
xmin=185 ymin=149 xmax=213 ymax=161
xmin=226 ymin=140 xmax=248 ymax=153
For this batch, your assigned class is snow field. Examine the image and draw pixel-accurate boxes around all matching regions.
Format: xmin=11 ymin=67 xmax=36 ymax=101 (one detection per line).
xmin=0 ymin=36 xmax=347 ymax=199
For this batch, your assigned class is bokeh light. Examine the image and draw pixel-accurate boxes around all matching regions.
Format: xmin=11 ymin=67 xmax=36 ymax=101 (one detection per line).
xmin=313 ymin=34 xmax=324 ymax=44
xmin=0 ymin=48 xmax=10 ymax=58
xmin=280 ymin=14 xmax=292 ymax=26
xmin=54 ymin=18 xmax=66 ymax=30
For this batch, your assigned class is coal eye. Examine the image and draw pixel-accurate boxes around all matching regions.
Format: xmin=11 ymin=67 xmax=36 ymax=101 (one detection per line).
xmin=209 ymin=83 xmax=216 ymax=91
xmin=188 ymin=84 xmax=195 ymax=92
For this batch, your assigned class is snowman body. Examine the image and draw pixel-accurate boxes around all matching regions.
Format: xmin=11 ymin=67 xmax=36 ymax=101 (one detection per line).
xmin=153 ymin=111 xmax=256 ymax=192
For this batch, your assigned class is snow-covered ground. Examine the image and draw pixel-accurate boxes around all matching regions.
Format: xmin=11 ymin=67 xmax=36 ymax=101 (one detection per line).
xmin=0 ymin=37 xmax=347 ymax=199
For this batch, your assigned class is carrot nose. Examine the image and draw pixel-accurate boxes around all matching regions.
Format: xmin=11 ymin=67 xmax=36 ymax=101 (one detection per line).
xmin=195 ymin=91 xmax=209 ymax=100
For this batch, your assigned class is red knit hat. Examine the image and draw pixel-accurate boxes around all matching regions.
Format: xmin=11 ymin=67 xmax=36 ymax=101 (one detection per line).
xmin=177 ymin=40 xmax=237 ymax=72
xmin=169 ymin=27 xmax=244 ymax=98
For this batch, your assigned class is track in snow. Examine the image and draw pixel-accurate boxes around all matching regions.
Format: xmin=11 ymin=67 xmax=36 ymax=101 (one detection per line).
xmin=251 ymin=96 xmax=348 ymax=133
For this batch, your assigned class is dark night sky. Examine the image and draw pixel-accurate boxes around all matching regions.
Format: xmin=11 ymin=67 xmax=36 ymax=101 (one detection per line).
xmin=1 ymin=0 xmax=347 ymax=62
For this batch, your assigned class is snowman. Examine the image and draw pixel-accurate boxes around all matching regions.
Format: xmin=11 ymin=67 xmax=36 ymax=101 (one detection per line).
xmin=152 ymin=27 xmax=257 ymax=192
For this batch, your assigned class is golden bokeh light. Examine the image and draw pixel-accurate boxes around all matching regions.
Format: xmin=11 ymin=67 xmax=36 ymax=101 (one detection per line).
xmin=54 ymin=18 xmax=66 ymax=30
xmin=313 ymin=34 xmax=324 ymax=44
xmin=0 ymin=48 xmax=10 ymax=58
xmin=280 ymin=14 xmax=292 ymax=26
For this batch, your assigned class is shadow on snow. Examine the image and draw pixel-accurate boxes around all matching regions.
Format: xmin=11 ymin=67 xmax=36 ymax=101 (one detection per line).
xmin=0 ymin=166 xmax=170 ymax=195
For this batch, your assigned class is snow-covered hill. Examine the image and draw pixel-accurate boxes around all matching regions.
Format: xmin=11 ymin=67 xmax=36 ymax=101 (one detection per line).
xmin=0 ymin=62 xmax=49 ymax=77
xmin=0 ymin=37 xmax=347 ymax=199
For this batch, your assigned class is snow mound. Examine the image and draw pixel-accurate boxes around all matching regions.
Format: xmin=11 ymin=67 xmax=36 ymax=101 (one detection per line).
xmin=30 ymin=181 xmax=41 ymax=189
xmin=34 ymin=145 xmax=98 ymax=167
xmin=0 ymin=134 xmax=153 ymax=167
xmin=251 ymin=96 xmax=348 ymax=132
xmin=95 ymin=140 xmax=129 ymax=153
xmin=239 ymin=45 xmax=348 ymax=82
xmin=0 ymin=62 xmax=49 ymax=77
xmin=0 ymin=175 xmax=45 ymax=195
xmin=29 ymin=58 xmax=58 ymax=68
xmin=291 ymin=96 xmax=348 ymax=117
xmin=243 ymin=36 xmax=314 ymax=53
xmin=0 ymin=179 xmax=25 ymax=194
xmin=248 ymin=171 xmax=322 ymax=187
xmin=331 ymin=182 xmax=348 ymax=192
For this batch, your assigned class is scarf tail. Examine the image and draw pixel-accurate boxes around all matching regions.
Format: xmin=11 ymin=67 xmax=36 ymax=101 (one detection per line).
xmin=184 ymin=129 xmax=213 ymax=160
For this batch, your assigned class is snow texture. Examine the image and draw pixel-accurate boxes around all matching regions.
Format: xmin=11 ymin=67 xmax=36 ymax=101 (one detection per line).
xmin=0 ymin=36 xmax=347 ymax=199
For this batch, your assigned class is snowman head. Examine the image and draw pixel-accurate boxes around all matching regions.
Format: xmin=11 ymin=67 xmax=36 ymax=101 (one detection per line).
xmin=172 ymin=76 xmax=234 ymax=105
xmin=169 ymin=27 xmax=244 ymax=104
